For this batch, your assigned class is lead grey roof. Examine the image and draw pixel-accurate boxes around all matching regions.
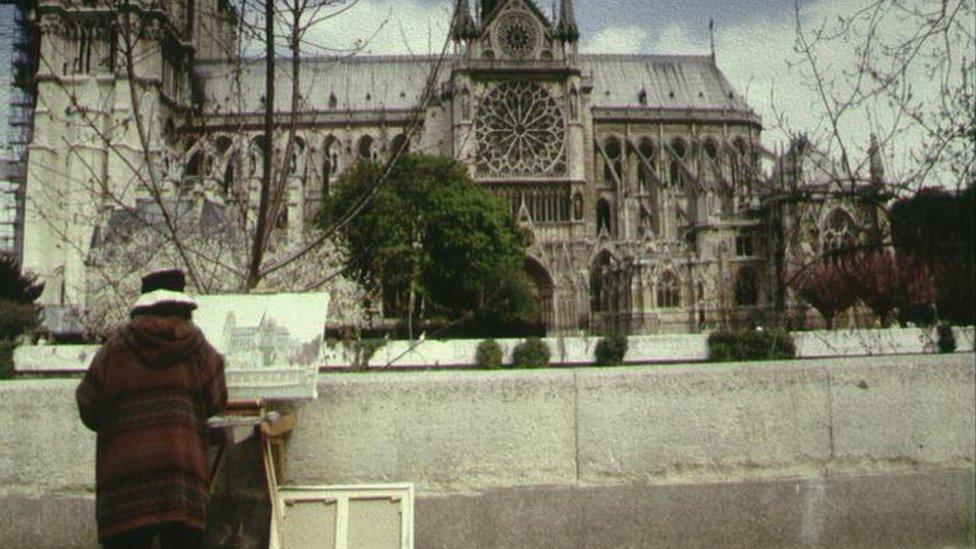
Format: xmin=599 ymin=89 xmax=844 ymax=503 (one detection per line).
xmin=195 ymin=56 xmax=450 ymax=113
xmin=195 ymin=53 xmax=752 ymax=114
xmin=581 ymin=54 xmax=750 ymax=111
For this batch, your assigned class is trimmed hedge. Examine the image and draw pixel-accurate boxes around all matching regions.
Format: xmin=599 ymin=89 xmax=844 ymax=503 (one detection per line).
xmin=594 ymin=334 xmax=628 ymax=365
xmin=512 ymin=337 xmax=550 ymax=368
xmin=475 ymin=339 xmax=504 ymax=368
xmin=707 ymin=330 xmax=796 ymax=362
xmin=936 ymin=324 xmax=957 ymax=354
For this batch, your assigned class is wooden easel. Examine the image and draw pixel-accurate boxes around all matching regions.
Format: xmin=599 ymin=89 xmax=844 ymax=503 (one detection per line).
xmin=206 ymin=399 xmax=295 ymax=548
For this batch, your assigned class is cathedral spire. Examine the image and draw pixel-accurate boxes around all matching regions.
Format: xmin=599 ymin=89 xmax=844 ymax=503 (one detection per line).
xmin=868 ymin=133 xmax=885 ymax=186
xmin=556 ymin=0 xmax=579 ymax=42
xmin=451 ymin=0 xmax=479 ymax=42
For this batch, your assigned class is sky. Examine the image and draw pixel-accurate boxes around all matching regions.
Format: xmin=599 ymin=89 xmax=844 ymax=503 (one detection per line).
xmin=293 ymin=0 xmax=974 ymax=186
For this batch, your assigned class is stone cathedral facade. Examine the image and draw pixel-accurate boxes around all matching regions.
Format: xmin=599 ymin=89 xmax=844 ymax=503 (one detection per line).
xmin=20 ymin=0 xmax=883 ymax=335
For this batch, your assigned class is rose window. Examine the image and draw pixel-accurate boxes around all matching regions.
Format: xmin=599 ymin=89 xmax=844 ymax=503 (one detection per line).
xmin=496 ymin=12 xmax=539 ymax=59
xmin=474 ymin=82 xmax=566 ymax=178
xmin=821 ymin=208 xmax=857 ymax=255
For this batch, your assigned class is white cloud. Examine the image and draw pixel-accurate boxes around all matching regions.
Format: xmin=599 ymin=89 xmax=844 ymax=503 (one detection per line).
xmin=712 ymin=0 xmax=973 ymax=185
xmin=648 ymin=23 xmax=708 ymax=55
xmin=300 ymin=0 xmax=453 ymax=56
xmin=583 ymin=25 xmax=649 ymax=54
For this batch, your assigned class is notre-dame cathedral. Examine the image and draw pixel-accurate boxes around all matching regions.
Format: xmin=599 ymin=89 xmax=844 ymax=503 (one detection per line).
xmin=20 ymin=0 xmax=884 ymax=335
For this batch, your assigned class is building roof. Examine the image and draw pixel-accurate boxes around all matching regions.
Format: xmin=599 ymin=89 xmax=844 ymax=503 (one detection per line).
xmin=195 ymin=55 xmax=450 ymax=114
xmin=581 ymin=54 xmax=750 ymax=112
xmin=195 ymin=53 xmax=752 ymax=115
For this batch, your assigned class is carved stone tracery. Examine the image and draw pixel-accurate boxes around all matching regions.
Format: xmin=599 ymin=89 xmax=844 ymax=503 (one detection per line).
xmin=474 ymin=81 xmax=566 ymax=178
xmin=495 ymin=11 xmax=540 ymax=59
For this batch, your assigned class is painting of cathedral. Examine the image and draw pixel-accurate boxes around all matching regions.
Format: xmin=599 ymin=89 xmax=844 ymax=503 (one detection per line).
xmin=19 ymin=0 xmax=884 ymax=335
xmin=192 ymin=293 xmax=329 ymax=369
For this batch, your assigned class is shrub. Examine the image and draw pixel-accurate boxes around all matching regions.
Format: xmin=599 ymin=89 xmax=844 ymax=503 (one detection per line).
xmin=594 ymin=334 xmax=628 ymax=365
xmin=0 ymin=255 xmax=44 ymax=304
xmin=0 ymin=340 xmax=13 ymax=380
xmin=936 ymin=324 xmax=957 ymax=354
xmin=512 ymin=337 xmax=550 ymax=368
xmin=708 ymin=330 xmax=796 ymax=362
xmin=475 ymin=339 xmax=504 ymax=369
xmin=0 ymin=300 xmax=39 ymax=340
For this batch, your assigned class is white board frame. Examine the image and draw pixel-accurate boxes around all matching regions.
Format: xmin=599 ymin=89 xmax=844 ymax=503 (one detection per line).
xmin=272 ymin=483 xmax=415 ymax=549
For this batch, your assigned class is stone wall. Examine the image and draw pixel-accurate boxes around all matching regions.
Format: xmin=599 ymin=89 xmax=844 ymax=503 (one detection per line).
xmin=15 ymin=327 xmax=975 ymax=372
xmin=0 ymin=353 xmax=973 ymax=547
xmin=317 ymin=326 xmax=975 ymax=368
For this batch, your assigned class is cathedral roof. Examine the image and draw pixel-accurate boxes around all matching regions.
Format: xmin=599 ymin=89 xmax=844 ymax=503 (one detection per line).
xmin=581 ymin=54 xmax=749 ymax=112
xmin=194 ymin=53 xmax=751 ymax=115
xmin=195 ymin=55 xmax=449 ymax=113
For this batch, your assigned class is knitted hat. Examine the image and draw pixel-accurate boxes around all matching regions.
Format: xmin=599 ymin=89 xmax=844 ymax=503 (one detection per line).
xmin=131 ymin=268 xmax=197 ymax=312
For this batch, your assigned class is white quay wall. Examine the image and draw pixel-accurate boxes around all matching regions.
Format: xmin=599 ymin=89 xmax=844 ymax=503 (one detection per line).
xmin=0 ymin=353 xmax=973 ymax=548
xmin=318 ymin=326 xmax=976 ymax=369
xmin=14 ymin=326 xmax=976 ymax=373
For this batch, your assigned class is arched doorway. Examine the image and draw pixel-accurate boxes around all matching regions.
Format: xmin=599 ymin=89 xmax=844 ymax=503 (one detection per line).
xmin=524 ymin=257 xmax=555 ymax=333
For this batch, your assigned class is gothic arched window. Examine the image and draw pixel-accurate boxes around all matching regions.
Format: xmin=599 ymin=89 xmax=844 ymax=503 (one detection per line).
xmin=223 ymin=152 xmax=238 ymax=195
xmin=596 ymin=198 xmax=612 ymax=235
xmin=288 ymin=137 xmax=305 ymax=176
xmin=572 ymin=192 xmax=584 ymax=220
xmin=603 ymin=137 xmax=622 ymax=184
xmin=215 ymin=136 xmax=232 ymax=156
xmin=704 ymin=139 xmax=718 ymax=162
xmin=249 ymin=135 xmax=267 ymax=177
xmin=460 ymin=88 xmax=471 ymax=121
xmin=322 ymin=138 xmax=339 ymax=196
xmin=669 ymin=138 xmax=686 ymax=187
xmin=390 ymin=134 xmax=409 ymax=157
xmin=637 ymin=138 xmax=655 ymax=193
xmin=822 ymin=208 xmax=857 ymax=259
xmin=734 ymin=266 xmax=759 ymax=306
xmin=357 ymin=135 xmax=374 ymax=161
xmin=730 ymin=137 xmax=747 ymax=186
xmin=639 ymin=205 xmax=654 ymax=238
xmin=184 ymin=150 xmax=205 ymax=180
xmin=657 ymin=271 xmax=681 ymax=308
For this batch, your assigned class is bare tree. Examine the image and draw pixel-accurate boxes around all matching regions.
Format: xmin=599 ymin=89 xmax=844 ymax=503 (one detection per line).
xmin=23 ymin=0 xmax=455 ymax=334
xmin=789 ymin=0 xmax=974 ymax=193
xmin=757 ymin=0 xmax=973 ymax=327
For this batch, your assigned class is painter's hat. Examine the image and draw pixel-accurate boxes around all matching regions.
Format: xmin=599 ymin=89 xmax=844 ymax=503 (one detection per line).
xmin=131 ymin=268 xmax=198 ymax=312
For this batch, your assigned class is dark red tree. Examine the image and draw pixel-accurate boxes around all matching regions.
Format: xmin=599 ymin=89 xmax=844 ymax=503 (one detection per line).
xmin=841 ymin=250 xmax=936 ymax=327
xmin=789 ymin=261 xmax=858 ymax=329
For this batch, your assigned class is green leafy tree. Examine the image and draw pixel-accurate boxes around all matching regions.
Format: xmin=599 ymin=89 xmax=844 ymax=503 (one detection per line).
xmin=0 ymin=255 xmax=44 ymax=305
xmin=891 ymin=187 xmax=975 ymax=325
xmin=319 ymin=154 xmax=534 ymax=337
xmin=0 ymin=255 xmax=44 ymax=378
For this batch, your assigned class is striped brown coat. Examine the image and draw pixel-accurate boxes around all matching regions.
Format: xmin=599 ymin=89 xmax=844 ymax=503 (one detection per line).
xmin=76 ymin=315 xmax=227 ymax=541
